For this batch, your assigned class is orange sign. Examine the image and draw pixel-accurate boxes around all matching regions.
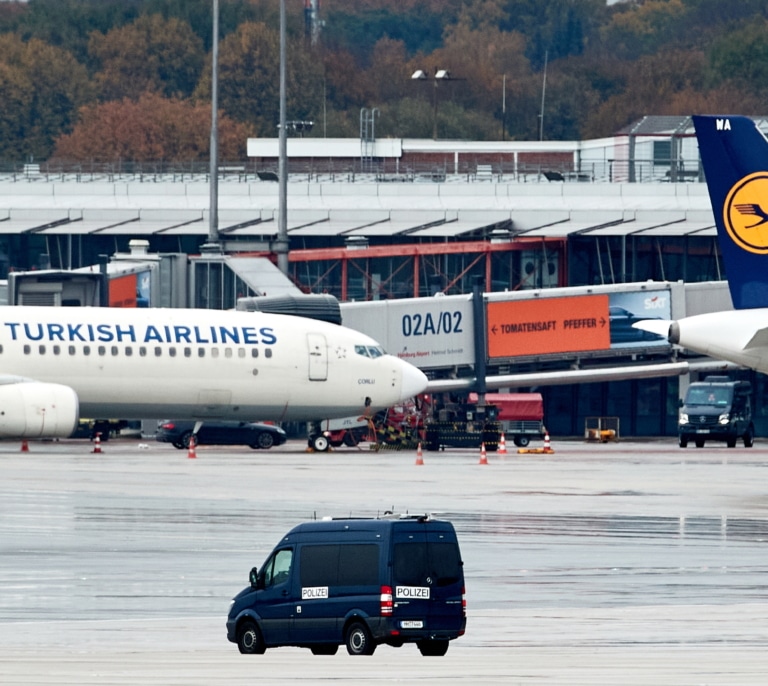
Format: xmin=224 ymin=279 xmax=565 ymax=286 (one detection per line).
xmin=487 ymin=295 xmax=610 ymax=358
xmin=109 ymin=274 xmax=138 ymax=308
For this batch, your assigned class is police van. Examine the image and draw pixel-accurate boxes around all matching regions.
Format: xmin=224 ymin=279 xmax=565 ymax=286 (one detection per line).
xmin=226 ymin=514 xmax=466 ymax=656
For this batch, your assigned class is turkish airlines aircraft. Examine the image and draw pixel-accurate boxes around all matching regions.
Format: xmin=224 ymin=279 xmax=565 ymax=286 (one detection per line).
xmin=634 ymin=114 xmax=768 ymax=373
xmin=0 ymin=306 xmax=428 ymax=439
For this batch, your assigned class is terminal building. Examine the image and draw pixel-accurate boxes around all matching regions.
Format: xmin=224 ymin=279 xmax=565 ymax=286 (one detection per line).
xmin=1 ymin=115 xmax=765 ymax=439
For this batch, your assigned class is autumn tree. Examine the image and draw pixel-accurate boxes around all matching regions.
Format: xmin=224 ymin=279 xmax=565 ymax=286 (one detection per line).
xmin=194 ymin=21 xmax=324 ymax=137
xmin=89 ymin=13 xmax=205 ymax=101
xmin=0 ymin=34 xmax=93 ymax=161
xmin=52 ymin=92 xmax=253 ymax=162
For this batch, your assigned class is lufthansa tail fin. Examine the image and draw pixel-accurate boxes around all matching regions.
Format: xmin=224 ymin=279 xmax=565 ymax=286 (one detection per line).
xmin=693 ymin=115 xmax=768 ymax=309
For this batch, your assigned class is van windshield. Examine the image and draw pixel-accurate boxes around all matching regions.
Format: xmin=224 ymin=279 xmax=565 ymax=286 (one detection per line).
xmin=685 ymin=386 xmax=732 ymax=407
xmin=393 ymin=541 xmax=462 ymax=587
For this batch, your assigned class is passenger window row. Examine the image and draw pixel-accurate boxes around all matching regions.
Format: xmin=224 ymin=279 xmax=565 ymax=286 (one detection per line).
xmin=15 ymin=344 xmax=272 ymax=359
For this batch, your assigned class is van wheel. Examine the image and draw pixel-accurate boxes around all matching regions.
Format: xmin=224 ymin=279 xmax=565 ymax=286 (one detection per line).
xmin=726 ymin=437 xmax=737 ymax=448
xmin=345 ymin=621 xmax=375 ymax=655
xmin=237 ymin=619 xmax=266 ymax=654
xmin=694 ymin=439 xmax=705 ymax=448
xmin=678 ymin=436 xmax=688 ymax=448
xmin=310 ymin=644 xmax=338 ymax=655
xmin=417 ymin=639 xmax=449 ymax=656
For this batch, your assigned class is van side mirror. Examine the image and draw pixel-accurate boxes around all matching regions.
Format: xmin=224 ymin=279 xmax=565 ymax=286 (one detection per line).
xmin=249 ymin=567 xmax=259 ymax=588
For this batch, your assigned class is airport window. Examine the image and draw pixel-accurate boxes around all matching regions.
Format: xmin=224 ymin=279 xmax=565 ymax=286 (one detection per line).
xmin=225 ymin=348 xmax=233 ymax=359
xmin=169 ymin=347 xmax=176 ymax=358
xmin=212 ymin=348 xmax=219 ymax=358
xmin=98 ymin=346 xmax=106 ymax=356
xmin=265 ymin=348 xmax=272 ymax=359
xmin=125 ymin=347 xmax=132 ymax=357
xmin=23 ymin=345 xmax=30 ymax=355
xmin=39 ymin=345 xmax=45 ymax=355
xmin=251 ymin=348 xmax=259 ymax=358
xmin=238 ymin=348 xmax=246 ymax=358
xmin=155 ymin=347 xmax=162 ymax=357
xmin=0 ymin=344 xmax=3 ymax=354
xmin=139 ymin=347 xmax=147 ymax=357
xmin=53 ymin=345 xmax=60 ymax=355
xmin=111 ymin=346 xmax=118 ymax=356
xmin=83 ymin=346 xmax=90 ymax=356
xmin=198 ymin=348 xmax=205 ymax=358
xmin=355 ymin=345 xmax=370 ymax=357
xmin=367 ymin=346 xmax=384 ymax=358
xmin=68 ymin=345 xmax=76 ymax=355
xmin=184 ymin=347 xmax=192 ymax=358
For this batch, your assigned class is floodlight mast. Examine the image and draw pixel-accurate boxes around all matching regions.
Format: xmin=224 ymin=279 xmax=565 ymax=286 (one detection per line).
xmin=276 ymin=0 xmax=290 ymax=274
xmin=205 ymin=0 xmax=221 ymax=252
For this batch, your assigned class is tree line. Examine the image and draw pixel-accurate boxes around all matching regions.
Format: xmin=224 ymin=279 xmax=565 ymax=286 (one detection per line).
xmin=0 ymin=0 xmax=767 ymax=164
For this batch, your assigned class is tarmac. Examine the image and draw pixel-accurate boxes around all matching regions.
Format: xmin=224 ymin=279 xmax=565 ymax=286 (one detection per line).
xmin=1 ymin=436 xmax=767 ymax=685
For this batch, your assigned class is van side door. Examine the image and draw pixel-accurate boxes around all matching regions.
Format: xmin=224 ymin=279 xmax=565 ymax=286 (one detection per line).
xmin=254 ymin=547 xmax=295 ymax=645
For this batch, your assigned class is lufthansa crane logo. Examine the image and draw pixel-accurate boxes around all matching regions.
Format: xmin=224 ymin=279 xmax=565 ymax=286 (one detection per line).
xmin=723 ymin=172 xmax=768 ymax=254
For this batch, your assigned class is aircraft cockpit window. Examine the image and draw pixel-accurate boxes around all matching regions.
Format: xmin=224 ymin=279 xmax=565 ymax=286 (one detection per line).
xmin=355 ymin=345 xmax=370 ymax=357
xmin=367 ymin=346 xmax=384 ymax=358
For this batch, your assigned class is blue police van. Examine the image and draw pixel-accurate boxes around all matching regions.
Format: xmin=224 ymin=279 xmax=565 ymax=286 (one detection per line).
xmin=226 ymin=514 xmax=466 ymax=656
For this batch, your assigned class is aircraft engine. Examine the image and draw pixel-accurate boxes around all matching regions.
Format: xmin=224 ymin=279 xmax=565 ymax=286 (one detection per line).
xmin=0 ymin=382 xmax=79 ymax=438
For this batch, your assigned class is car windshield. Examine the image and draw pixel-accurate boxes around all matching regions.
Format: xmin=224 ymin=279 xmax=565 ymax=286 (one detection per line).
xmin=686 ymin=387 xmax=731 ymax=406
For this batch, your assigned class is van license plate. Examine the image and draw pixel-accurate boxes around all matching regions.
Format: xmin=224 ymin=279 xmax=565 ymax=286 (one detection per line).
xmin=401 ymin=620 xmax=423 ymax=629
xmin=696 ymin=429 xmax=710 ymax=434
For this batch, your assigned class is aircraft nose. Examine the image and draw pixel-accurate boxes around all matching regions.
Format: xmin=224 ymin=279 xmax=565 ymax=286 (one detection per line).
xmin=400 ymin=360 xmax=428 ymax=399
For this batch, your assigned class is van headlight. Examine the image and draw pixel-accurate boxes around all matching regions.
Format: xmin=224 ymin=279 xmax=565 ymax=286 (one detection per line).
xmin=718 ymin=413 xmax=730 ymax=425
xmin=679 ymin=413 xmax=688 ymax=425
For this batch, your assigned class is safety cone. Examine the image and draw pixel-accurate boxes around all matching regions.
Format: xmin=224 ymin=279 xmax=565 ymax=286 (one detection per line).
xmin=20 ymin=440 xmax=29 ymax=453
xmin=497 ymin=432 xmax=507 ymax=455
xmin=415 ymin=442 xmax=424 ymax=466
xmin=543 ymin=431 xmax=554 ymax=454
xmin=479 ymin=442 xmax=489 ymax=465
xmin=92 ymin=432 xmax=102 ymax=454
xmin=187 ymin=434 xmax=197 ymax=459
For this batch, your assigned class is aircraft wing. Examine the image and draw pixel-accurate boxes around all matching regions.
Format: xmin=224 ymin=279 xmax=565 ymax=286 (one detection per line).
xmin=632 ymin=319 xmax=672 ymax=338
xmin=743 ymin=326 xmax=768 ymax=350
xmin=425 ymin=359 xmax=739 ymax=394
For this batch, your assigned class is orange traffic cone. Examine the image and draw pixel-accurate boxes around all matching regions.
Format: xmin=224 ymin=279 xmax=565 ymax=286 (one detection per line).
xmin=415 ymin=442 xmax=424 ymax=466
xmin=479 ymin=442 xmax=489 ymax=465
xmin=497 ymin=432 xmax=507 ymax=455
xmin=92 ymin=433 xmax=102 ymax=454
xmin=20 ymin=440 xmax=29 ymax=453
xmin=543 ymin=431 xmax=554 ymax=454
xmin=187 ymin=434 xmax=197 ymax=459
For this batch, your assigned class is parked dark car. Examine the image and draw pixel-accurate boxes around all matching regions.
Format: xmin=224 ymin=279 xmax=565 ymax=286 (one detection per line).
xmin=156 ymin=420 xmax=287 ymax=450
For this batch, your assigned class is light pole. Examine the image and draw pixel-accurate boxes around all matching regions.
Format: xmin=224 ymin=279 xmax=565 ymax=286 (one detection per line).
xmin=203 ymin=0 xmax=221 ymax=253
xmin=411 ymin=68 xmax=452 ymax=140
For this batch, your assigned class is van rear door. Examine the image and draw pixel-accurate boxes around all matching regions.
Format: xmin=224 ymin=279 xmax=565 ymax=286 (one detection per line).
xmin=392 ymin=525 xmax=464 ymax=633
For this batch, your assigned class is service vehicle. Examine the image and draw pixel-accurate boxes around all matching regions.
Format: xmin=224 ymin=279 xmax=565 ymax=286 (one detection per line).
xmin=156 ymin=420 xmax=287 ymax=450
xmin=678 ymin=376 xmax=754 ymax=448
xmin=424 ymin=392 xmax=546 ymax=450
xmin=226 ymin=514 xmax=466 ymax=656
